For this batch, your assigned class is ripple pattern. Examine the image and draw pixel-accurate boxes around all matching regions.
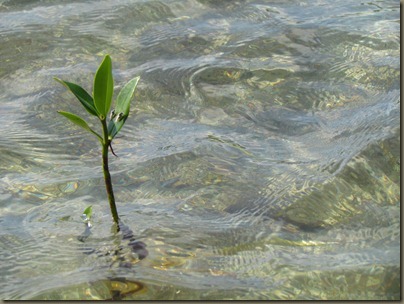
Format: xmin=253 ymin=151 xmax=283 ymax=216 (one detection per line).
xmin=0 ymin=0 xmax=400 ymax=300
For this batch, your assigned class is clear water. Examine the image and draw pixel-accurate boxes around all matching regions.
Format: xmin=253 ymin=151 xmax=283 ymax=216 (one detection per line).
xmin=0 ymin=0 xmax=400 ymax=300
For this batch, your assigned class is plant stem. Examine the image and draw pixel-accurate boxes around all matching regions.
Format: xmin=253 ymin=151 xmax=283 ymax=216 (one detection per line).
xmin=101 ymin=118 xmax=120 ymax=226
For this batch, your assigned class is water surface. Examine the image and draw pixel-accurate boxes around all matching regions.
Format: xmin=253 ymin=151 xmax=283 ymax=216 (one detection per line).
xmin=0 ymin=0 xmax=400 ymax=300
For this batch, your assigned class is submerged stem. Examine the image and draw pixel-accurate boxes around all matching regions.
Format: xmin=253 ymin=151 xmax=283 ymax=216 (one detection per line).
xmin=101 ymin=118 xmax=120 ymax=226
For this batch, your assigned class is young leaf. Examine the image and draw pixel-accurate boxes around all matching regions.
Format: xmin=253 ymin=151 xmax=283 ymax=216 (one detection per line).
xmin=83 ymin=205 xmax=93 ymax=220
xmin=115 ymin=76 xmax=140 ymax=116
xmin=108 ymin=76 xmax=140 ymax=139
xmin=54 ymin=78 xmax=98 ymax=116
xmin=57 ymin=111 xmax=102 ymax=142
xmin=93 ymin=55 xmax=113 ymax=118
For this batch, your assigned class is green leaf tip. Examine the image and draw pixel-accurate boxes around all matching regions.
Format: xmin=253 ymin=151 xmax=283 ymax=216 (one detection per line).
xmin=57 ymin=111 xmax=102 ymax=142
xmin=83 ymin=205 xmax=93 ymax=220
xmin=93 ymin=55 xmax=113 ymax=118
xmin=54 ymin=77 xmax=98 ymax=117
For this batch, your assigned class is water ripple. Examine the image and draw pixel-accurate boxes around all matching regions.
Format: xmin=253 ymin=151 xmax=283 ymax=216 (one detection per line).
xmin=0 ymin=0 xmax=400 ymax=300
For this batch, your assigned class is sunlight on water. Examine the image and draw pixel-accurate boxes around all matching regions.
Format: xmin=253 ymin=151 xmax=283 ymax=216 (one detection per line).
xmin=0 ymin=0 xmax=400 ymax=300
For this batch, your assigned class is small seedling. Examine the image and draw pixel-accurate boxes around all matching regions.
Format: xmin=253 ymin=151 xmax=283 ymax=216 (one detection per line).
xmin=78 ymin=205 xmax=93 ymax=242
xmin=55 ymin=55 xmax=140 ymax=228
xmin=81 ymin=205 xmax=93 ymax=227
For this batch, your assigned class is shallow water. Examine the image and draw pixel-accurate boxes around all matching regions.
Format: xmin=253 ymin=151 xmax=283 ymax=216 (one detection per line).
xmin=0 ymin=0 xmax=400 ymax=300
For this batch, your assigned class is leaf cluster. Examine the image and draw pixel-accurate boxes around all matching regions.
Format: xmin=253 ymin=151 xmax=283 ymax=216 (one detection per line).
xmin=55 ymin=55 xmax=140 ymax=143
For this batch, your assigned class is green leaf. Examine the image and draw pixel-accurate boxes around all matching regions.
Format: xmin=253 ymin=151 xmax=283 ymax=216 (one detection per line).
xmin=54 ymin=77 xmax=98 ymax=117
xmin=115 ymin=76 xmax=140 ymax=116
xmin=93 ymin=55 xmax=113 ymax=118
xmin=57 ymin=111 xmax=102 ymax=142
xmin=108 ymin=76 xmax=140 ymax=139
xmin=83 ymin=205 xmax=93 ymax=220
